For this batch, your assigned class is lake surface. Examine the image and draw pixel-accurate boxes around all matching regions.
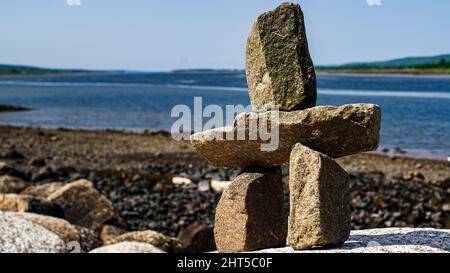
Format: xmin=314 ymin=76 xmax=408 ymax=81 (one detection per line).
xmin=0 ymin=72 xmax=449 ymax=158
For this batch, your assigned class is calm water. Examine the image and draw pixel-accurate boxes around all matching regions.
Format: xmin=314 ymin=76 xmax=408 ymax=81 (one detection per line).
xmin=0 ymin=72 xmax=449 ymax=158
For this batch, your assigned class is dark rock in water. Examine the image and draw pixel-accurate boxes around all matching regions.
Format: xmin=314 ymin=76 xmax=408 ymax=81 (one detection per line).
xmin=214 ymin=167 xmax=287 ymax=253
xmin=178 ymin=223 xmax=216 ymax=253
xmin=0 ymin=104 xmax=31 ymax=112
xmin=246 ymin=2 xmax=316 ymax=111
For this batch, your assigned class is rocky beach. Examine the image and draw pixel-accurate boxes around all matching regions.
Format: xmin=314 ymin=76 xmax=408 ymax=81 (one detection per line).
xmin=1 ymin=1 xmax=450 ymax=255
xmin=0 ymin=124 xmax=449 ymax=252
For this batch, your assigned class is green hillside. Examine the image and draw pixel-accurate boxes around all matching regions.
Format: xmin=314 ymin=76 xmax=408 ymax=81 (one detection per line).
xmin=317 ymin=54 xmax=450 ymax=74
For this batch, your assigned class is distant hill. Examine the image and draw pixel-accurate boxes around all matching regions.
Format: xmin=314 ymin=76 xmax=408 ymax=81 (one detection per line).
xmin=0 ymin=64 xmax=90 ymax=76
xmin=172 ymin=69 xmax=245 ymax=74
xmin=317 ymin=54 xmax=450 ymax=74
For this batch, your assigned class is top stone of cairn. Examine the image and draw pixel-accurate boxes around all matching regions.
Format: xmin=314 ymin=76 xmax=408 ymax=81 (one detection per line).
xmin=246 ymin=2 xmax=316 ymax=111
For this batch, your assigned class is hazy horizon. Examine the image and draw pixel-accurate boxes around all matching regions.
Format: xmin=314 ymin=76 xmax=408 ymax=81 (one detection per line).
xmin=1 ymin=0 xmax=450 ymax=71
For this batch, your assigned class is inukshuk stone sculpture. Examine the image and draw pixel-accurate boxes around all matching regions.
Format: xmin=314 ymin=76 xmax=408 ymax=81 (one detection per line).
xmin=190 ymin=2 xmax=381 ymax=252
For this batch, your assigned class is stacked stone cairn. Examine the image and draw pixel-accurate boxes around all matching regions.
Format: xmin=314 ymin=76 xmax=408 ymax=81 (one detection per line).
xmin=190 ymin=2 xmax=381 ymax=252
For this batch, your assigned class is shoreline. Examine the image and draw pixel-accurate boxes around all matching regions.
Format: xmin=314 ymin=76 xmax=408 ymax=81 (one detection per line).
xmin=1 ymin=124 xmax=449 ymax=237
xmin=2 ymin=70 xmax=450 ymax=79
xmin=316 ymin=71 xmax=450 ymax=78
xmin=1 ymin=124 xmax=449 ymax=182
xmin=0 ymin=124 xmax=447 ymax=162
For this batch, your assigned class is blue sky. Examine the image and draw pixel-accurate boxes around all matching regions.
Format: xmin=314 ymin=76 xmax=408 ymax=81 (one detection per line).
xmin=1 ymin=0 xmax=449 ymax=71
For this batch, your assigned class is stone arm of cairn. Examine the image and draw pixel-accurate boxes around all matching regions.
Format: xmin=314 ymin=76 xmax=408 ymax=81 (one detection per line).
xmin=190 ymin=103 xmax=381 ymax=168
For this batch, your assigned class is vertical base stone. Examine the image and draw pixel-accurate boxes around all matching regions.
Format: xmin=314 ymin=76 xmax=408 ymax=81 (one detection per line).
xmin=288 ymin=144 xmax=350 ymax=250
xmin=214 ymin=167 xmax=287 ymax=253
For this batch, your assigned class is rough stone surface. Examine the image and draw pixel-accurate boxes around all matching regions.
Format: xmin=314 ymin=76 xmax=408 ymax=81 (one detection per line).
xmin=250 ymin=228 xmax=450 ymax=253
xmin=74 ymin=226 xmax=102 ymax=252
xmin=90 ymin=242 xmax=165 ymax=253
xmin=15 ymin=212 xmax=79 ymax=243
xmin=46 ymin=179 xmax=118 ymax=230
xmin=100 ymin=224 xmax=127 ymax=242
xmin=178 ymin=223 xmax=216 ymax=253
xmin=214 ymin=167 xmax=287 ymax=253
xmin=106 ymin=230 xmax=183 ymax=253
xmin=0 ymin=211 xmax=65 ymax=253
xmin=21 ymin=182 xmax=65 ymax=199
xmin=191 ymin=104 xmax=381 ymax=167
xmin=0 ymin=193 xmax=64 ymax=217
xmin=246 ymin=2 xmax=316 ymax=111
xmin=0 ymin=175 xmax=27 ymax=193
xmin=288 ymin=144 xmax=350 ymax=250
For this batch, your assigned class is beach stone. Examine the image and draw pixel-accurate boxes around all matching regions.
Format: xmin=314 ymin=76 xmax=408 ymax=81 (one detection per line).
xmin=214 ymin=167 xmax=287 ymax=253
xmin=210 ymin=180 xmax=232 ymax=193
xmin=74 ymin=226 xmax=102 ymax=252
xmin=0 ymin=211 xmax=65 ymax=253
xmin=172 ymin=177 xmax=192 ymax=185
xmin=90 ymin=242 xmax=165 ymax=253
xmin=191 ymin=104 xmax=381 ymax=168
xmin=100 ymin=224 xmax=127 ymax=242
xmin=21 ymin=182 xmax=65 ymax=199
xmin=0 ymin=193 xmax=64 ymax=218
xmin=0 ymin=175 xmax=27 ymax=193
xmin=178 ymin=223 xmax=216 ymax=253
xmin=29 ymin=157 xmax=46 ymax=167
xmin=46 ymin=179 xmax=118 ymax=230
xmin=14 ymin=212 xmax=79 ymax=243
xmin=246 ymin=2 xmax=316 ymax=111
xmin=288 ymin=144 xmax=350 ymax=250
xmin=0 ymin=161 xmax=26 ymax=179
xmin=106 ymin=230 xmax=183 ymax=253
xmin=0 ymin=161 xmax=11 ymax=173
xmin=250 ymin=228 xmax=450 ymax=253
xmin=3 ymin=149 xmax=25 ymax=160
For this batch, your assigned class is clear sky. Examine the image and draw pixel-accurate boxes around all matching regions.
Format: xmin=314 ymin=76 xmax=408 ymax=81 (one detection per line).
xmin=1 ymin=0 xmax=449 ymax=71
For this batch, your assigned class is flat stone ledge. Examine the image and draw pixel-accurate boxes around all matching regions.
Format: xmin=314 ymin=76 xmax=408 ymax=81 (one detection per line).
xmin=248 ymin=228 xmax=450 ymax=253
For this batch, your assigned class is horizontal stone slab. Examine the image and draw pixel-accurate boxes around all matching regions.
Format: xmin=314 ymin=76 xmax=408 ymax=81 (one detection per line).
xmin=190 ymin=104 xmax=381 ymax=168
xmin=248 ymin=228 xmax=450 ymax=253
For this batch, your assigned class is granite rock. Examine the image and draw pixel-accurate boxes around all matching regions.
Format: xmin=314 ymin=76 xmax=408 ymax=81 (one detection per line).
xmin=0 ymin=175 xmax=27 ymax=193
xmin=250 ymin=228 xmax=450 ymax=253
xmin=90 ymin=242 xmax=165 ymax=253
xmin=288 ymin=143 xmax=350 ymax=250
xmin=46 ymin=179 xmax=119 ymax=230
xmin=0 ymin=211 xmax=65 ymax=253
xmin=246 ymin=2 xmax=316 ymax=111
xmin=105 ymin=230 xmax=183 ymax=253
xmin=214 ymin=167 xmax=287 ymax=253
xmin=191 ymin=104 xmax=381 ymax=167
xmin=0 ymin=193 xmax=64 ymax=218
